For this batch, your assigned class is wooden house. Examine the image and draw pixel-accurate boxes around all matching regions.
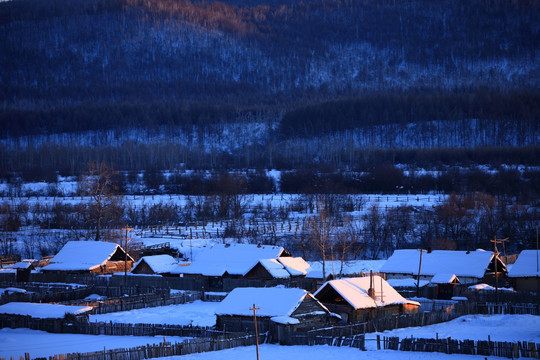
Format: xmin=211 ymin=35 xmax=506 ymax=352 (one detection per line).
xmin=380 ymin=249 xmax=506 ymax=284
xmin=244 ymin=257 xmax=310 ymax=280
xmin=508 ymin=250 xmax=540 ymax=292
xmin=41 ymin=241 xmax=134 ymax=275
xmin=131 ymin=254 xmax=178 ymax=276
xmin=215 ymin=287 xmax=336 ymax=343
xmin=171 ymin=243 xmax=291 ymax=280
xmin=313 ymin=275 xmax=420 ymax=323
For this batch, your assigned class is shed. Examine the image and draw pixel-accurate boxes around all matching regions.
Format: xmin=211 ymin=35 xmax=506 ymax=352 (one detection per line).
xmin=131 ymin=254 xmax=178 ymax=276
xmin=314 ymin=275 xmax=420 ymax=323
xmin=430 ymin=273 xmax=460 ymax=300
xmin=41 ymin=241 xmax=134 ymax=275
xmin=380 ymin=249 xmax=506 ymax=284
xmin=215 ymin=287 xmax=334 ymax=342
xmin=508 ymin=250 xmax=540 ymax=292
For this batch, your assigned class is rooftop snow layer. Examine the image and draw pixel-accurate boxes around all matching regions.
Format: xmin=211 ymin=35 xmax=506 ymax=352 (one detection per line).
xmin=380 ymin=249 xmax=496 ymax=278
xmin=431 ymin=273 xmax=459 ymax=284
xmin=132 ymin=254 xmax=178 ymax=274
xmin=508 ymin=250 xmax=540 ymax=278
xmin=172 ymin=243 xmax=286 ymax=277
xmin=215 ymin=287 xmax=309 ymax=317
xmin=279 ymin=257 xmax=311 ymax=276
xmin=42 ymin=241 xmax=129 ymax=271
xmin=0 ymin=302 xmax=92 ymax=319
xmin=258 ymin=259 xmax=290 ymax=279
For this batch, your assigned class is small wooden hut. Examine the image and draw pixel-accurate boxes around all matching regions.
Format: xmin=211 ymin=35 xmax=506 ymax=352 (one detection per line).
xmin=314 ymin=274 xmax=420 ymax=323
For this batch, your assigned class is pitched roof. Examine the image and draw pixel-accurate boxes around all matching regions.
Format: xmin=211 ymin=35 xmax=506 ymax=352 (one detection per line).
xmin=430 ymin=273 xmax=460 ymax=284
xmin=171 ymin=243 xmax=287 ymax=276
xmin=314 ymin=276 xmax=419 ymax=310
xmin=306 ymin=260 xmax=386 ymax=279
xmin=215 ymin=287 xmax=314 ymax=317
xmin=132 ymin=254 xmax=178 ymax=274
xmin=248 ymin=257 xmax=311 ymax=279
xmin=42 ymin=241 xmax=133 ymax=271
xmin=0 ymin=302 xmax=92 ymax=319
xmin=508 ymin=250 xmax=540 ymax=278
xmin=380 ymin=249 xmax=498 ymax=278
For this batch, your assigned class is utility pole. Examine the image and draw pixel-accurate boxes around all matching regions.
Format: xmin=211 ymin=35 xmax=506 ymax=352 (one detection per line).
xmin=416 ymin=248 xmax=426 ymax=297
xmin=250 ymin=304 xmax=261 ymax=360
xmin=490 ymin=236 xmax=509 ymax=303
xmin=122 ymin=225 xmax=134 ymax=287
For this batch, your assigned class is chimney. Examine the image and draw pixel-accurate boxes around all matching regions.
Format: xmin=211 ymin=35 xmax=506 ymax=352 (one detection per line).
xmin=368 ymin=270 xmax=375 ymax=299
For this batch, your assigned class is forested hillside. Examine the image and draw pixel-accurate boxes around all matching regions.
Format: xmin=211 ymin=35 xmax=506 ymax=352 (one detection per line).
xmin=0 ymin=0 xmax=539 ymax=180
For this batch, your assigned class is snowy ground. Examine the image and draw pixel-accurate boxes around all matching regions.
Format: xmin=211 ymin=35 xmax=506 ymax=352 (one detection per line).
xmin=134 ymin=344 xmax=514 ymax=360
xmin=368 ymin=314 xmax=540 ymax=346
xmin=89 ymin=300 xmax=218 ymax=327
xmin=0 ymin=328 xmax=189 ymax=359
xmin=1 ymin=314 xmax=538 ymax=360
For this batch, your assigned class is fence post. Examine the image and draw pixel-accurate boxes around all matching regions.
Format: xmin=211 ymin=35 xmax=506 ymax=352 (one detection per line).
xmin=377 ymin=335 xmax=381 ymax=350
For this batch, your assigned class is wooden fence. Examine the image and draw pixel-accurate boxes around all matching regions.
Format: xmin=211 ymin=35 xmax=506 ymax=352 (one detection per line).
xmin=0 ymin=316 xmax=232 ymax=338
xmin=11 ymin=333 xmax=268 ymax=360
xmin=62 ymin=291 xmax=201 ymax=315
xmin=384 ymin=336 xmax=540 ymax=359
xmin=286 ymin=333 xmax=365 ymax=349
xmin=0 ymin=283 xmax=94 ymax=305
xmin=478 ymin=302 xmax=540 ymax=316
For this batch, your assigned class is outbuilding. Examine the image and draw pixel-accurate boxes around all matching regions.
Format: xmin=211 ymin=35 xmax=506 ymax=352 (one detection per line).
xmin=508 ymin=250 xmax=540 ymax=292
xmin=314 ymin=275 xmax=420 ymax=323
xmin=215 ymin=286 xmax=335 ymax=343
xmin=41 ymin=241 xmax=134 ymax=275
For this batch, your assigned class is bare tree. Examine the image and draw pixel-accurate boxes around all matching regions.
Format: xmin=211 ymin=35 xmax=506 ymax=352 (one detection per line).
xmin=305 ymin=197 xmax=337 ymax=280
xmin=78 ymin=161 xmax=122 ymax=242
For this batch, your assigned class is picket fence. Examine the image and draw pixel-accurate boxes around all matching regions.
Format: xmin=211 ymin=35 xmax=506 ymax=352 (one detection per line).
xmin=384 ymin=336 xmax=540 ymax=359
xmin=8 ymin=333 xmax=268 ymax=360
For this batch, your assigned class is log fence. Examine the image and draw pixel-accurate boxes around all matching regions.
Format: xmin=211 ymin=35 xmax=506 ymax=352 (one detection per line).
xmin=384 ymin=335 xmax=540 ymax=359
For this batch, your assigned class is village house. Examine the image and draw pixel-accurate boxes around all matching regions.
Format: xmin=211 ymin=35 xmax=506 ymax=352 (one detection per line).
xmin=41 ymin=241 xmax=134 ymax=275
xmin=215 ymin=286 xmax=336 ymax=344
xmin=313 ymin=275 xmax=420 ymax=323
xmin=380 ymin=249 xmax=506 ymax=285
xmin=508 ymin=250 xmax=540 ymax=292
xmin=171 ymin=243 xmax=291 ymax=280
xmin=244 ymin=257 xmax=311 ymax=280
xmin=131 ymin=254 xmax=179 ymax=276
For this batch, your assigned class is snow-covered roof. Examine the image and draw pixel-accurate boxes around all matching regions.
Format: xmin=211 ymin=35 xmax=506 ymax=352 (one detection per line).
xmin=380 ymin=249 xmax=498 ymax=279
xmin=271 ymin=316 xmax=300 ymax=325
xmin=10 ymin=262 xmax=34 ymax=270
xmin=171 ymin=243 xmax=287 ymax=277
xmin=0 ymin=302 xmax=92 ymax=319
xmin=258 ymin=259 xmax=291 ymax=278
xmin=314 ymin=276 xmax=419 ymax=310
xmin=248 ymin=257 xmax=311 ymax=279
xmin=387 ymin=278 xmax=430 ymax=288
xmin=132 ymin=254 xmax=178 ymax=274
xmin=42 ymin=241 xmax=132 ymax=271
xmin=508 ymin=250 xmax=540 ymax=278
xmin=215 ymin=287 xmax=311 ymax=317
xmin=431 ymin=273 xmax=459 ymax=284
xmin=306 ymin=260 xmax=386 ymax=279
xmin=279 ymin=257 xmax=311 ymax=276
